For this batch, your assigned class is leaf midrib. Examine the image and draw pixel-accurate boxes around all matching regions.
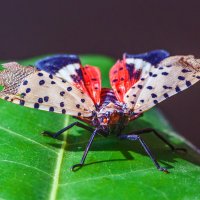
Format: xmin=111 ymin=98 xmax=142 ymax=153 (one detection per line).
xmin=49 ymin=116 xmax=70 ymax=200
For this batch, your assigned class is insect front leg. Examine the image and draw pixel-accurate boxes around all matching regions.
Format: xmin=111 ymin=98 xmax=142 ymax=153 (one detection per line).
xmin=42 ymin=121 xmax=94 ymax=138
xmin=71 ymin=128 xmax=99 ymax=171
xmin=119 ymin=134 xmax=169 ymax=173
xmin=127 ymin=128 xmax=186 ymax=152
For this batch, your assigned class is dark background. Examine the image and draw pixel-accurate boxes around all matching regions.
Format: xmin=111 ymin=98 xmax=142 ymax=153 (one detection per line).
xmin=0 ymin=0 xmax=199 ymax=147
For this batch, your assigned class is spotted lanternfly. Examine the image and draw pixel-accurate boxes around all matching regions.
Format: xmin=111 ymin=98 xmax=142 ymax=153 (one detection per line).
xmin=0 ymin=50 xmax=200 ymax=173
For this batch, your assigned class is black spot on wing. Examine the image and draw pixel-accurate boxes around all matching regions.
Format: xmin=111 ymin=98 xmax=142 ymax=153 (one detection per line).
xmin=39 ymin=80 xmax=45 ymax=85
xmin=20 ymin=93 xmax=26 ymax=98
xmin=112 ymin=79 xmax=118 ymax=83
xmin=178 ymin=76 xmax=185 ymax=80
xmin=151 ymin=93 xmax=157 ymax=98
xmin=20 ymin=100 xmax=25 ymax=106
xmin=186 ymin=80 xmax=192 ymax=87
xmin=44 ymin=96 xmax=49 ymax=102
xmin=147 ymin=86 xmax=153 ymax=90
xmin=163 ymin=85 xmax=172 ymax=89
xmin=163 ymin=93 xmax=169 ymax=98
xmin=153 ymin=100 xmax=158 ymax=104
xmin=138 ymin=85 xmax=143 ymax=89
xmin=49 ymin=74 xmax=53 ymax=79
xmin=38 ymin=73 xmax=43 ymax=76
xmin=182 ymin=69 xmax=191 ymax=73
xmin=60 ymin=91 xmax=65 ymax=96
xmin=23 ymin=80 xmax=28 ymax=85
xmin=162 ymin=72 xmax=169 ymax=76
xmin=60 ymin=102 xmax=64 ymax=107
xmin=34 ymin=103 xmax=39 ymax=109
xmin=175 ymin=86 xmax=181 ymax=93
xmin=78 ymin=112 xmax=82 ymax=116
xmin=26 ymin=88 xmax=31 ymax=93
xmin=62 ymin=109 xmax=66 ymax=114
xmin=38 ymin=98 xmax=43 ymax=103
xmin=49 ymin=107 xmax=54 ymax=112
xmin=67 ymin=87 xmax=72 ymax=91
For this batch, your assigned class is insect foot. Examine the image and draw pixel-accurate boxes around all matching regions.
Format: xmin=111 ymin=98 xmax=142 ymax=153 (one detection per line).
xmin=41 ymin=131 xmax=58 ymax=138
xmin=70 ymin=163 xmax=83 ymax=172
xmin=158 ymin=167 xmax=169 ymax=174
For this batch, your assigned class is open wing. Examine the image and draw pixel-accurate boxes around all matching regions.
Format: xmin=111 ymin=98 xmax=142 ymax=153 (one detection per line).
xmin=36 ymin=54 xmax=101 ymax=105
xmin=124 ymin=55 xmax=200 ymax=115
xmin=0 ymin=62 xmax=95 ymax=117
xmin=109 ymin=50 xmax=169 ymax=102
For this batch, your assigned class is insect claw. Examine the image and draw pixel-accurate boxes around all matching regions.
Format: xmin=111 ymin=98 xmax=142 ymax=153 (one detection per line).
xmin=158 ymin=167 xmax=169 ymax=174
xmin=41 ymin=131 xmax=55 ymax=138
xmin=70 ymin=164 xmax=83 ymax=172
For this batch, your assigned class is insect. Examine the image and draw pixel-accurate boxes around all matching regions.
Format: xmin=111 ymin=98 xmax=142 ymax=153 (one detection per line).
xmin=0 ymin=50 xmax=199 ymax=173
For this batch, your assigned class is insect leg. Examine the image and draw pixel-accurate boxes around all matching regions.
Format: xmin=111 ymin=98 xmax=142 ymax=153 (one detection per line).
xmin=71 ymin=128 xmax=99 ymax=171
xmin=42 ymin=121 xmax=94 ymax=138
xmin=128 ymin=128 xmax=186 ymax=152
xmin=119 ymin=134 xmax=169 ymax=173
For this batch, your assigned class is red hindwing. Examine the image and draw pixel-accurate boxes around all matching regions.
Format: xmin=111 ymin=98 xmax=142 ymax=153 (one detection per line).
xmin=109 ymin=59 xmax=141 ymax=102
xmin=81 ymin=65 xmax=101 ymax=105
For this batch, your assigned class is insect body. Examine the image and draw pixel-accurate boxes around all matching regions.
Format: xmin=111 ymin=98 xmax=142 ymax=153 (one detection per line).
xmin=0 ymin=50 xmax=199 ymax=172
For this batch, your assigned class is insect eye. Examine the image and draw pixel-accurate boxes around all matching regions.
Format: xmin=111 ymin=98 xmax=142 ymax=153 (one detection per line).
xmin=103 ymin=118 xmax=108 ymax=123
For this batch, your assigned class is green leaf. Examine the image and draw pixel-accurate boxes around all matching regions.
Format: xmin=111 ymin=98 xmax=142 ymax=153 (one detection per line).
xmin=0 ymin=55 xmax=200 ymax=200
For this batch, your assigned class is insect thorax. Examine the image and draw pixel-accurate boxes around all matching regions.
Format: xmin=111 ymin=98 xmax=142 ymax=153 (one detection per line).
xmin=90 ymin=88 xmax=129 ymax=132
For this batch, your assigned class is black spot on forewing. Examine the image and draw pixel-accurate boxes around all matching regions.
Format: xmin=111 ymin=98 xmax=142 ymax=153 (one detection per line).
xmin=38 ymin=98 xmax=43 ymax=103
xmin=23 ymin=80 xmax=28 ymax=85
xmin=147 ymin=86 xmax=153 ymax=90
xmin=175 ymin=86 xmax=181 ymax=93
xmin=26 ymin=88 xmax=31 ymax=93
xmin=20 ymin=100 xmax=25 ymax=106
xmin=44 ymin=96 xmax=49 ymax=102
xmin=151 ymin=93 xmax=157 ymax=98
xmin=60 ymin=102 xmax=64 ymax=107
xmin=34 ymin=103 xmax=39 ymax=109
xmin=178 ymin=76 xmax=185 ymax=80
xmin=162 ymin=72 xmax=169 ymax=76
xmin=39 ymin=80 xmax=45 ymax=85
xmin=67 ymin=87 xmax=72 ymax=91
xmin=60 ymin=91 xmax=65 ymax=96
xmin=49 ymin=107 xmax=54 ymax=112
xmin=186 ymin=80 xmax=191 ymax=87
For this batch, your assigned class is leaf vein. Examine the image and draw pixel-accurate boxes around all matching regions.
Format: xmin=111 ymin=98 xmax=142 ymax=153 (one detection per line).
xmin=0 ymin=160 xmax=53 ymax=177
xmin=0 ymin=126 xmax=57 ymax=154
